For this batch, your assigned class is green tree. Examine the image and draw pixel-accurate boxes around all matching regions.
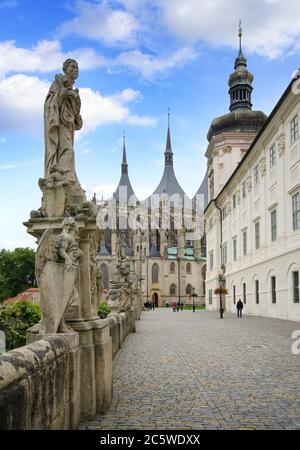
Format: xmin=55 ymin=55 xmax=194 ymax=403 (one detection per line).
xmin=0 ymin=300 xmax=41 ymax=351
xmin=0 ymin=248 xmax=35 ymax=302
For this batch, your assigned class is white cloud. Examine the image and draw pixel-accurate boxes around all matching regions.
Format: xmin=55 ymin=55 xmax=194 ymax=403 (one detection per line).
xmin=155 ymin=0 xmax=300 ymax=59
xmin=116 ymin=47 xmax=198 ymax=78
xmin=0 ymin=74 xmax=49 ymax=133
xmin=0 ymin=40 xmax=106 ymax=76
xmin=87 ymin=0 xmax=300 ymax=60
xmin=80 ymin=87 xmax=156 ymax=133
xmin=59 ymin=0 xmax=139 ymax=47
xmin=0 ymin=74 xmax=156 ymax=134
xmin=0 ymin=38 xmax=199 ymax=80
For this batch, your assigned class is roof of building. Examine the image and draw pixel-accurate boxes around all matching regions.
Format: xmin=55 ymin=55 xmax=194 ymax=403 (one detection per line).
xmin=166 ymin=246 xmax=196 ymax=260
xmin=114 ymin=133 xmax=137 ymax=203
xmin=150 ymin=120 xmax=186 ymax=200
xmin=3 ymin=288 xmax=40 ymax=304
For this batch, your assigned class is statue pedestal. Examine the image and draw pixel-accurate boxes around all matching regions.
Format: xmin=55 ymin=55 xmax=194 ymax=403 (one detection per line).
xmin=66 ymin=318 xmax=112 ymax=419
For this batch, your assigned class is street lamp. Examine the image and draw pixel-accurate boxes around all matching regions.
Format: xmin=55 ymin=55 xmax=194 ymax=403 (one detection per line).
xmin=215 ymin=266 xmax=227 ymax=319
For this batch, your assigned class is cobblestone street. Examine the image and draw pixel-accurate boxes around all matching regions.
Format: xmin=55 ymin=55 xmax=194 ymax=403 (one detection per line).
xmin=81 ymin=309 xmax=300 ymax=430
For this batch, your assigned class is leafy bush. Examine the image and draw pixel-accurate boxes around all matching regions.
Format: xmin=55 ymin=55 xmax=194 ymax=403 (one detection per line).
xmin=98 ymin=301 xmax=111 ymax=319
xmin=0 ymin=301 xmax=41 ymax=351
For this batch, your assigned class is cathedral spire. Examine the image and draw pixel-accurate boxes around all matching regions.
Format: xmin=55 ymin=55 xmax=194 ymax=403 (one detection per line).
xmin=165 ymin=108 xmax=173 ymax=166
xmin=121 ymin=131 xmax=128 ymax=174
xmin=228 ymin=22 xmax=253 ymax=111
xmin=114 ymin=131 xmax=136 ymax=202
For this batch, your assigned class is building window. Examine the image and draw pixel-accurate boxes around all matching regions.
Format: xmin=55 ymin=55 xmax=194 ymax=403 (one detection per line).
xmin=290 ymin=114 xmax=298 ymax=145
xmin=233 ymin=285 xmax=236 ymax=304
xmin=292 ymin=192 xmax=300 ymax=230
xmin=170 ymin=262 xmax=176 ymax=273
xmin=255 ymin=280 xmax=259 ymax=304
xmin=209 ymin=251 xmax=214 ymax=271
xmin=100 ymin=264 xmax=109 ymax=290
xmin=152 ymin=263 xmax=159 ymax=284
xmin=292 ymin=271 xmax=299 ymax=303
xmin=209 ymin=289 xmax=213 ymax=305
xmin=186 ymin=284 xmax=192 ymax=295
xmin=269 ymin=144 xmax=276 ymax=168
xmin=170 ymin=284 xmax=176 ymax=296
xmin=233 ymin=193 xmax=236 ymax=209
xmin=255 ymin=221 xmax=260 ymax=250
xmin=242 ymin=181 xmax=247 ymax=198
xmin=186 ymin=263 xmax=191 ymax=274
xmin=209 ymin=217 xmax=213 ymax=230
xmin=271 ymin=209 xmax=277 ymax=241
xmin=232 ymin=237 xmax=237 ymax=261
xmin=243 ymin=283 xmax=246 ymax=304
xmin=271 ymin=276 xmax=276 ymax=304
xmin=222 ymin=243 xmax=227 ymax=265
xmin=254 ymin=165 xmax=259 ymax=186
xmin=242 ymin=231 xmax=247 ymax=256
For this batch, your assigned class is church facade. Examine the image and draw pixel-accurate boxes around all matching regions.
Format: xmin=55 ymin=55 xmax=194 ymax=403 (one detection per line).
xmin=97 ymin=127 xmax=207 ymax=308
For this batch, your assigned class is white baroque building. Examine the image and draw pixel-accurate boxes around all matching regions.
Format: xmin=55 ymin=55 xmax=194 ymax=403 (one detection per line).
xmin=205 ymin=55 xmax=300 ymax=322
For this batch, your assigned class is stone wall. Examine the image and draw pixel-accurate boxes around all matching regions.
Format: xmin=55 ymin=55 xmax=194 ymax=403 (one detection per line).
xmin=0 ymin=311 xmax=136 ymax=430
xmin=0 ymin=336 xmax=72 ymax=429
xmin=107 ymin=311 xmax=135 ymax=359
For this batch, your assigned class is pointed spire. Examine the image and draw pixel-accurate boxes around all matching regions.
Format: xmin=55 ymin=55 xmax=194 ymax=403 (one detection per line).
xmin=121 ymin=131 xmax=128 ymax=174
xmin=165 ymin=108 xmax=173 ymax=165
xmin=235 ymin=19 xmax=246 ymax=69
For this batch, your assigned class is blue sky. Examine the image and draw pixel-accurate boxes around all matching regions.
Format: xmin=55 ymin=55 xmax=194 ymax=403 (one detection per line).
xmin=0 ymin=0 xmax=300 ymax=249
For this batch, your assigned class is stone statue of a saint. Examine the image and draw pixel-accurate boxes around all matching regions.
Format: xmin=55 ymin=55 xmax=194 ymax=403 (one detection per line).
xmin=44 ymin=58 xmax=82 ymax=187
xmin=35 ymin=58 xmax=86 ymax=217
xmin=36 ymin=217 xmax=82 ymax=333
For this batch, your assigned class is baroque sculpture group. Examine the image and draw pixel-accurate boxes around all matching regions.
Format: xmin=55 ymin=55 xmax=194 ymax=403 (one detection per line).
xmin=26 ymin=59 xmax=138 ymax=335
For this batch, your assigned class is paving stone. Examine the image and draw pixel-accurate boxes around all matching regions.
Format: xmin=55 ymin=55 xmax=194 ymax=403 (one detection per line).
xmin=81 ymin=309 xmax=300 ymax=430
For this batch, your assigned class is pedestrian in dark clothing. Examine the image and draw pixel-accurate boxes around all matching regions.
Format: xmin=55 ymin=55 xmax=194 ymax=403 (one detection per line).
xmin=237 ymin=299 xmax=243 ymax=318
xmin=176 ymin=302 xmax=180 ymax=312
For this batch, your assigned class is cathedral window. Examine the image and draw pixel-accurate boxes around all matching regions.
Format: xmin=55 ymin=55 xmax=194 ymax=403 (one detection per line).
xmin=186 ymin=263 xmax=191 ymax=274
xmin=170 ymin=262 xmax=176 ymax=273
xmin=152 ymin=263 xmax=159 ymax=283
xmin=186 ymin=284 xmax=192 ymax=295
xmin=170 ymin=284 xmax=176 ymax=295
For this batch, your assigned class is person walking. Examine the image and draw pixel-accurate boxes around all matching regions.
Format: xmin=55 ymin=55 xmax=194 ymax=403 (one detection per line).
xmin=236 ymin=299 xmax=243 ymax=318
xmin=172 ymin=302 xmax=176 ymax=312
